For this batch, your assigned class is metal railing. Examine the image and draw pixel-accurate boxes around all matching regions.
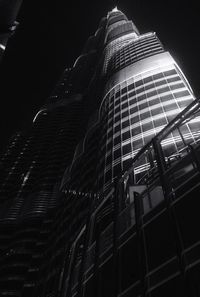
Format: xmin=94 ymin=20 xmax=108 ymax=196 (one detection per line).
xmin=83 ymin=98 xmax=200 ymax=274
xmin=118 ymin=98 xmax=200 ymax=203
xmin=67 ymin=98 xmax=200 ymax=297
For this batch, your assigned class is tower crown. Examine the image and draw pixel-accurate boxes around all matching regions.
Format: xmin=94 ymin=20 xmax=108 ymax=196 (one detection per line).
xmin=112 ymin=6 xmax=118 ymax=12
xmin=107 ymin=6 xmax=123 ymax=18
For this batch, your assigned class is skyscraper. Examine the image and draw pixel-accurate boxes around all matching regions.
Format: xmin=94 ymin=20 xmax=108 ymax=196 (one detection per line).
xmin=64 ymin=7 xmax=197 ymax=194
xmin=0 ymin=7 xmax=200 ymax=297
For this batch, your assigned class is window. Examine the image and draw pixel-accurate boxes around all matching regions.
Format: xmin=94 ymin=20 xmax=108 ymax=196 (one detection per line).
xmin=139 ymin=102 xmax=148 ymax=109
xmin=153 ymin=73 xmax=164 ymax=80
xmin=157 ymin=86 xmax=170 ymax=94
xmin=145 ymin=83 xmax=155 ymax=91
xmin=154 ymin=118 xmax=167 ymax=127
xmin=129 ymin=98 xmax=136 ymax=105
xmin=122 ymin=111 xmax=129 ymax=117
xmin=114 ymin=136 xmax=121 ymax=145
xmin=122 ymin=131 xmax=131 ymax=141
xmin=122 ymin=102 xmax=128 ymax=109
xmin=121 ymin=87 xmax=127 ymax=95
xmin=115 ymin=106 xmax=120 ymax=113
xmin=164 ymin=69 xmax=177 ymax=76
xmin=115 ymin=90 xmax=120 ymax=98
xmin=123 ymin=159 xmax=133 ymax=171
xmin=160 ymin=94 xmax=173 ymax=102
xmin=122 ymin=120 xmax=130 ymax=129
xmin=128 ymin=83 xmax=134 ymax=91
xmin=174 ymin=90 xmax=190 ymax=98
xmin=149 ymin=98 xmax=160 ymax=106
xmin=135 ymin=80 xmax=143 ymax=87
xmin=115 ymin=115 xmax=120 ymax=122
xmin=114 ymin=124 xmax=121 ymax=133
xmin=147 ymin=90 xmax=157 ymax=98
xmin=121 ymin=94 xmax=128 ymax=102
xmin=131 ymin=115 xmax=139 ymax=124
xmin=122 ymin=144 xmax=131 ymax=155
xmin=132 ymin=126 xmax=141 ymax=136
xmin=155 ymin=80 xmax=167 ymax=87
xmin=114 ymin=149 xmax=121 ymax=159
xmin=137 ymin=94 xmax=146 ymax=102
xmin=151 ymin=107 xmax=163 ymax=116
xmin=167 ymin=76 xmax=180 ymax=83
xmin=144 ymin=76 xmax=153 ymax=84
xmin=130 ymin=106 xmax=138 ymax=114
xmin=170 ymin=83 xmax=185 ymax=90
xmin=178 ymin=101 xmax=190 ymax=108
xmin=109 ymin=110 xmax=114 ymax=117
xmin=129 ymin=90 xmax=136 ymax=98
xmin=132 ymin=139 xmax=143 ymax=150
xmin=142 ymin=122 xmax=154 ymax=132
xmin=137 ymin=86 xmax=145 ymax=94
xmin=164 ymin=104 xmax=178 ymax=112
xmin=140 ymin=111 xmax=151 ymax=120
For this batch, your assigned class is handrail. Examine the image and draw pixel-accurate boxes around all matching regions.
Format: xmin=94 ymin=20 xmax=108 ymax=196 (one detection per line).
xmin=119 ymin=98 xmax=200 ymax=183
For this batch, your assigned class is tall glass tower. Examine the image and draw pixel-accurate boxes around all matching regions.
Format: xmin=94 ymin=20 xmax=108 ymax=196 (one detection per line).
xmin=65 ymin=7 xmax=197 ymax=194
xmin=0 ymin=7 xmax=200 ymax=297
xmin=99 ymin=9 xmax=196 ymax=189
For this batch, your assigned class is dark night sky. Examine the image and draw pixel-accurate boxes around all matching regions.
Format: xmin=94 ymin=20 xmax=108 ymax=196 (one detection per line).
xmin=0 ymin=0 xmax=199 ymax=150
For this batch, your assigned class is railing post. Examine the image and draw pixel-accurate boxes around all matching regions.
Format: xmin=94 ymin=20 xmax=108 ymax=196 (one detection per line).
xmin=177 ymin=127 xmax=188 ymax=148
xmin=152 ymin=138 xmax=197 ymax=297
xmin=148 ymin=148 xmax=154 ymax=169
xmin=188 ymin=144 xmax=200 ymax=173
xmin=93 ymin=217 xmax=101 ymax=297
xmin=113 ymin=180 xmax=121 ymax=297
xmin=77 ymin=194 xmax=95 ymax=297
xmin=152 ymin=138 xmax=171 ymax=198
xmin=65 ymin=241 xmax=79 ymax=297
xmin=134 ymin=191 xmax=149 ymax=297
xmin=128 ymin=170 xmax=135 ymax=186
xmin=59 ymin=243 xmax=71 ymax=297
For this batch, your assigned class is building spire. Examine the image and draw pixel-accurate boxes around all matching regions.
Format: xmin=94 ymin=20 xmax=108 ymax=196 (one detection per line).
xmin=107 ymin=5 xmax=121 ymax=18
xmin=112 ymin=6 xmax=118 ymax=12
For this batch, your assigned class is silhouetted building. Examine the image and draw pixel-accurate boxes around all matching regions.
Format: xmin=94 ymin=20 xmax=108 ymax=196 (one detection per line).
xmin=0 ymin=7 xmax=200 ymax=297
xmin=0 ymin=0 xmax=23 ymax=61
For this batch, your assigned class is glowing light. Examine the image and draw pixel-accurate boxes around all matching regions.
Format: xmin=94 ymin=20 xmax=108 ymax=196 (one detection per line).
xmin=112 ymin=6 xmax=118 ymax=12
xmin=33 ymin=109 xmax=47 ymax=123
xmin=0 ymin=44 xmax=6 ymax=51
xmin=21 ymin=171 xmax=30 ymax=187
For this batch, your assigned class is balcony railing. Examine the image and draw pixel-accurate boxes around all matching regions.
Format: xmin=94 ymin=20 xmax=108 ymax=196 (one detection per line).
xmin=84 ymin=98 xmax=200 ymax=276
xmin=66 ymin=98 xmax=200 ymax=297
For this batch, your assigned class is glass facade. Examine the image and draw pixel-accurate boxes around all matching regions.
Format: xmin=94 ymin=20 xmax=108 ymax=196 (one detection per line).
xmin=94 ymin=11 xmax=197 ymax=191
xmin=64 ymin=9 xmax=198 ymax=193
xmin=1 ymin=7 xmax=200 ymax=297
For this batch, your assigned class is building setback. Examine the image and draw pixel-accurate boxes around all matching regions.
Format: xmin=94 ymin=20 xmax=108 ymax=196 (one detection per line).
xmin=0 ymin=7 xmax=200 ymax=297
